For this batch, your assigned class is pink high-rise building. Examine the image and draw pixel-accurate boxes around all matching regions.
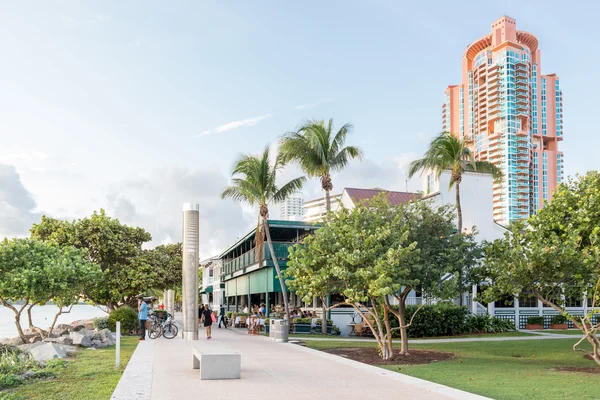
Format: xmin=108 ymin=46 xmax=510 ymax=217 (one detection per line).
xmin=443 ymin=16 xmax=564 ymax=225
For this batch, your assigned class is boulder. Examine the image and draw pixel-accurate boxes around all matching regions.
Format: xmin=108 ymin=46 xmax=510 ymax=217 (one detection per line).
xmin=91 ymin=339 xmax=105 ymax=348
xmin=60 ymin=345 xmax=79 ymax=356
xmin=28 ymin=335 xmax=42 ymax=344
xmin=28 ymin=343 xmax=67 ymax=362
xmin=18 ymin=342 xmax=45 ymax=353
xmin=5 ymin=337 xmax=25 ymax=346
xmin=55 ymin=324 xmax=72 ymax=332
xmin=84 ymin=320 xmax=95 ymax=330
xmin=57 ymin=336 xmax=73 ymax=346
xmin=21 ymin=370 xmax=36 ymax=379
xmin=42 ymin=337 xmax=61 ymax=344
xmin=49 ymin=328 xmax=69 ymax=338
xmin=70 ymin=331 xmax=92 ymax=347
xmin=71 ymin=324 xmax=86 ymax=332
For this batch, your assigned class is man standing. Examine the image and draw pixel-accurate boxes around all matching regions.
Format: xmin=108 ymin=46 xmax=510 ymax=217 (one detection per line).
xmin=218 ymin=305 xmax=226 ymax=328
xmin=138 ymin=295 xmax=148 ymax=341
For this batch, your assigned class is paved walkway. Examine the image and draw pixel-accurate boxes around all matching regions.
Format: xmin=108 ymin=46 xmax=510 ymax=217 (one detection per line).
xmin=148 ymin=328 xmax=488 ymax=400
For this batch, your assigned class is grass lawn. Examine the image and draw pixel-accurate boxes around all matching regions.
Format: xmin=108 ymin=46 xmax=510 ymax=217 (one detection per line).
xmin=536 ymin=329 xmax=585 ymax=335
xmin=306 ymin=338 xmax=600 ymax=400
xmin=289 ymin=331 xmax=535 ymax=340
xmin=4 ymin=336 xmax=138 ymax=400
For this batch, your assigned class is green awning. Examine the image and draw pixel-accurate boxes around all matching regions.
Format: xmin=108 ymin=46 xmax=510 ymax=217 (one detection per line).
xmin=199 ymin=285 xmax=213 ymax=294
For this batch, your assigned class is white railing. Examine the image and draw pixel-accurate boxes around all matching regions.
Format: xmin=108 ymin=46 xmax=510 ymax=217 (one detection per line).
xmin=405 ymin=297 xmax=423 ymax=306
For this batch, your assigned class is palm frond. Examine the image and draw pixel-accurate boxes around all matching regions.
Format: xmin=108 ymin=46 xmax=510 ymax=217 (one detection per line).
xmin=471 ymin=161 xmax=504 ymax=182
xmin=272 ymin=176 xmax=307 ymax=203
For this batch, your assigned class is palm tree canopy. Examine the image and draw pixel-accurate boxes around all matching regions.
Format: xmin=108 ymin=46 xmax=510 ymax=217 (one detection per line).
xmin=279 ymin=119 xmax=363 ymax=178
xmin=408 ymin=132 xmax=502 ymax=188
xmin=220 ymin=145 xmax=306 ymax=210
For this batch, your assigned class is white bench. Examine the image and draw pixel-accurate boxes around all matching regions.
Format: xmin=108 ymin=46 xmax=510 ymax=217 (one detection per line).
xmin=192 ymin=347 xmax=241 ymax=380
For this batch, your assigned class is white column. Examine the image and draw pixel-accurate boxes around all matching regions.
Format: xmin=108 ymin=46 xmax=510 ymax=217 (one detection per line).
xmin=471 ymin=284 xmax=478 ymax=314
xmin=182 ymin=203 xmax=200 ymax=340
xmin=167 ymin=289 xmax=175 ymax=317
xmin=514 ymin=296 xmax=520 ymax=329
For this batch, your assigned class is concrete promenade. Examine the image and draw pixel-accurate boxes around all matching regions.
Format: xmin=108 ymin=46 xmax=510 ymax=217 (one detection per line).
xmin=115 ymin=325 xmax=491 ymax=400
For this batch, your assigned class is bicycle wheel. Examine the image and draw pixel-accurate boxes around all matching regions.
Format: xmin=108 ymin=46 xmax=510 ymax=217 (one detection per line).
xmin=162 ymin=322 xmax=178 ymax=339
xmin=148 ymin=322 xmax=162 ymax=339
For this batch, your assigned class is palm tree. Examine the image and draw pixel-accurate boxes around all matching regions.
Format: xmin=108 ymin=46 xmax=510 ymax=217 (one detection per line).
xmin=221 ymin=146 xmax=306 ymax=322
xmin=280 ymin=118 xmax=362 ymax=333
xmin=408 ymin=132 xmax=502 ymax=234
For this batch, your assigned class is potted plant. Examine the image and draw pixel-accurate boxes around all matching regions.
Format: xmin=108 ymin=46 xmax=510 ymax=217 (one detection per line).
xmin=550 ymin=314 xmax=568 ymax=330
xmin=330 ymin=325 xmax=341 ymax=336
xmin=526 ymin=316 xmax=544 ymax=330
xmin=315 ymin=319 xmax=334 ymax=335
xmin=264 ymin=318 xmax=270 ymax=335
xmin=292 ymin=318 xmax=313 ymax=334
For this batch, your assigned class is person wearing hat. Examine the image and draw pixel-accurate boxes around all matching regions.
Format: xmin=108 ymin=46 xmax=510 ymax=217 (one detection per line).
xmin=137 ymin=295 xmax=148 ymax=341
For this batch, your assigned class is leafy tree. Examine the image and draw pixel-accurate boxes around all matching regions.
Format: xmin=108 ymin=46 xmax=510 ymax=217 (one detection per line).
xmin=30 ymin=211 xmax=154 ymax=309
xmin=0 ymin=239 xmax=101 ymax=342
xmin=482 ymin=171 xmax=600 ymax=364
xmin=143 ymin=243 xmax=183 ymax=291
xmin=286 ymin=196 xmax=470 ymax=359
xmin=279 ymin=118 xmax=362 ymax=333
xmin=221 ymin=146 xmax=306 ymax=321
xmin=408 ymin=132 xmax=502 ymax=233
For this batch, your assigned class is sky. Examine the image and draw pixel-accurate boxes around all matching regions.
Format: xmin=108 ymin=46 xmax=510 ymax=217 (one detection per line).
xmin=0 ymin=0 xmax=598 ymax=257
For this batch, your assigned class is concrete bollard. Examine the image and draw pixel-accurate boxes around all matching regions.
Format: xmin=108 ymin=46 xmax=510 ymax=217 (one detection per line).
xmin=115 ymin=321 xmax=121 ymax=368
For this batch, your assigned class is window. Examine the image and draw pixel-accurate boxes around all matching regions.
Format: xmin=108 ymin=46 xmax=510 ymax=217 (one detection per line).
xmin=519 ymin=295 xmax=538 ymax=308
xmin=427 ymin=174 xmax=434 ymax=194
xmin=495 ymin=295 xmax=514 ymax=308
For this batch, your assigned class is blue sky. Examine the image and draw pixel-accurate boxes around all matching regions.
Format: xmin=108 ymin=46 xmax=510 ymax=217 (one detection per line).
xmin=0 ymin=0 xmax=597 ymax=255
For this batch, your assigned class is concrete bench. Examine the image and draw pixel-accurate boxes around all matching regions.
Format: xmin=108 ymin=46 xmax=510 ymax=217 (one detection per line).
xmin=192 ymin=347 xmax=241 ymax=380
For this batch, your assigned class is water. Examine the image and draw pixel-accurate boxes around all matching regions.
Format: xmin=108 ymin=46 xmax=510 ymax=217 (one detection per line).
xmin=0 ymin=304 xmax=107 ymax=338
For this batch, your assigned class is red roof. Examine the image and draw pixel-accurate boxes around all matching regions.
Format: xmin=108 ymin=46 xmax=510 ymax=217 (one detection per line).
xmin=345 ymin=188 xmax=419 ymax=206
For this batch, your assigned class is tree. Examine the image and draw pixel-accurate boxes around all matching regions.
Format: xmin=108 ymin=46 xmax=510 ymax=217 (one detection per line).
xmin=143 ymin=243 xmax=183 ymax=292
xmin=0 ymin=238 xmax=101 ymax=342
xmin=482 ymin=171 xmax=600 ymax=365
xmin=280 ymin=118 xmax=362 ymax=332
xmin=30 ymin=211 xmax=154 ymax=309
xmin=408 ymin=132 xmax=502 ymax=233
xmin=286 ymin=196 xmax=469 ymax=359
xmin=221 ymin=146 xmax=306 ymax=321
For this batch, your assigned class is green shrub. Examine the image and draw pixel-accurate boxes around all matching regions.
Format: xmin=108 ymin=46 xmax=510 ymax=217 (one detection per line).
xmin=226 ymin=312 xmax=233 ymax=318
xmin=93 ymin=316 xmax=109 ymax=330
xmin=551 ymin=314 xmax=568 ymax=324
xmin=315 ymin=318 xmax=333 ymax=326
xmin=0 ymin=373 xmax=23 ymax=389
xmin=108 ymin=306 xmax=139 ymax=333
xmin=291 ymin=318 xmax=312 ymax=325
xmin=466 ymin=314 xmax=491 ymax=333
xmin=527 ymin=316 xmax=544 ymax=325
xmin=490 ymin=317 xmax=515 ymax=332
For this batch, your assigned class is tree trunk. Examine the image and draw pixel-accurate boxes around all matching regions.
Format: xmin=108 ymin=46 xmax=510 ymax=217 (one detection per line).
xmin=48 ymin=309 xmax=64 ymax=337
xmin=383 ymin=303 xmax=393 ymax=355
xmin=1 ymin=299 xmax=30 ymax=343
xmin=26 ymin=302 xmax=46 ymax=338
xmin=321 ymin=295 xmax=328 ymax=335
xmin=322 ymin=185 xmax=332 ymax=335
xmin=263 ymin=218 xmax=290 ymax=322
xmin=455 ymin=181 xmax=462 ymax=233
xmin=398 ymin=300 xmax=409 ymax=355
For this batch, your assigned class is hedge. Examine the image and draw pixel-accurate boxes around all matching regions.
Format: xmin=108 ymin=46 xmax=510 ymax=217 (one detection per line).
xmin=108 ymin=306 xmax=139 ymax=333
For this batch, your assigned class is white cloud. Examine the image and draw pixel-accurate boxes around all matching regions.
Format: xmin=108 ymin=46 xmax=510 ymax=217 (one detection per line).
xmin=0 ymin=164 xmax=42 ymax=239
xmin=2 ymin=152 xmax=49 ymax=163
xmin=198 ymin=113 xmax=273 ymax=136
xmin=295 ymin=98 xmax=332 ymax=110
xmin=60 ymin=15 xmax=75 ymax=23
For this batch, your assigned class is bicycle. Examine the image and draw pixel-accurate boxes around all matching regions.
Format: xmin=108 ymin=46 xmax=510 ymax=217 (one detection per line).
xmin=148 ymin=312 xmax=179 ymax=339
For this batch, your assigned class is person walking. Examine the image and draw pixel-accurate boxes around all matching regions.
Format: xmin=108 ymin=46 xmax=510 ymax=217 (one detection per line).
xmin=218 ymin=305 xmax=226 ymax=328
xmin=200 ymin=304 xmax=214 ymax=339
xmin=137 ymin=295 xmax=148 ymax=341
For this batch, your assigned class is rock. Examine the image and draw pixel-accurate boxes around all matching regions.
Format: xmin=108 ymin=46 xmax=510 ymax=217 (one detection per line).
xmin=28 ymin=343 xmax=67 ymax=362
xmin=57 ymin=336 xmax=73 ymax=346
xmin=70 ymin=331 xmax=92 ymax=347
xmin=91 ymin=339 xmax=104 ymax=348
xmin=21 ymin=370 xmax=36 ymax=379
xmin=71 ymin=324 xmax=86 ymax=332
xmin=18 ymin=342 xmax=44 ymax=353
xmin=58 ymin=345 xmax=78 ymax=356
xmin=28 ymin=335 xmax=42 ymax=344
xmin=5 ymin=337 xmax=25 ymax=346
xmin=84 ymin=320 xmax=95 ymax=330
xmin=42 ymin=337 xmax=61 ymax=344
xmin=55 ymin=324 xmax=72 ymax=332
xmin=49 ymin=328 xmax=69 ymax=338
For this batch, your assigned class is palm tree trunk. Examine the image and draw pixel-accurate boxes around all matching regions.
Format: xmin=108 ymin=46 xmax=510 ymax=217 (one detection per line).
xmin=321 ymin=189 xmax=332 ymax=334
xmin=263 ymin=218 xmax=290 ymax=322
xmin=455 ymin=182 xmax=464 ymax=306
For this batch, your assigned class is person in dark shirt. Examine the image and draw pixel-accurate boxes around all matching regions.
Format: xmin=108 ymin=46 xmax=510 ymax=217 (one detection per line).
xmin=218 ymin=305 xmax=226 ymax=328
xmin=200 ymin=304 xmax=214 ymax=339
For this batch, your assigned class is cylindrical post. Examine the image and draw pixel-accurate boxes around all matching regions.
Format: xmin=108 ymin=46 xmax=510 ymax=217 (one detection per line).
xmin=167 ymin=289 xmax=175 ymax=317
xmin=182 ymin=203 xmax=200 ymax=340
xmin=115 ymin=321 xmax=121 ymax=368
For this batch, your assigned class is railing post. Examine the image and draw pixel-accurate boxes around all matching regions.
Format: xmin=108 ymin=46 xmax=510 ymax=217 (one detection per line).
xmin=115 ymin=321 xmax=121 ymax=368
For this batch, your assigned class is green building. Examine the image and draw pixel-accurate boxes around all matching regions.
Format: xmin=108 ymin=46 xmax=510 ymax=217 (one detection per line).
xmin=220 ymin=220 xmax=319 ymax=315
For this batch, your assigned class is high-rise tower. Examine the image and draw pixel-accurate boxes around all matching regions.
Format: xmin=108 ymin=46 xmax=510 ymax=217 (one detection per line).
xmin=443 ymin=16 xmax=563 ymax=225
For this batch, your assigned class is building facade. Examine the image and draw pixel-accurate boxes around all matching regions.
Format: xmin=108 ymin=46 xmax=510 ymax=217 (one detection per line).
xmin=200 ymin=257 xmax=224 ymax=310
xmin=443 ymin=16 xmax=564 ymax=225
xmin=302 ymin=194 xmax=343 ymax=222
xmin=280 ymin=196 xmax=305 ymax=221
